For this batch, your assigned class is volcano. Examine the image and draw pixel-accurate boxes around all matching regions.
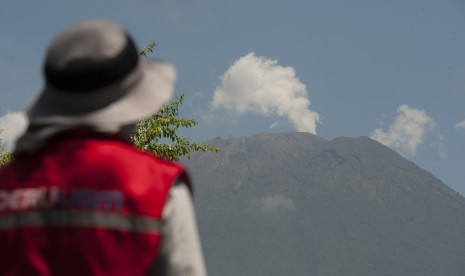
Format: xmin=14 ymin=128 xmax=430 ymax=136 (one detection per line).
xmin=183 ymin=132 xmax=465 ymax=276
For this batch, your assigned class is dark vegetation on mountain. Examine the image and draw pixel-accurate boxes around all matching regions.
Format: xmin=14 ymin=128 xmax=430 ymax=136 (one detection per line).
xmin=183 ymin=132 xmax=465 ymax=276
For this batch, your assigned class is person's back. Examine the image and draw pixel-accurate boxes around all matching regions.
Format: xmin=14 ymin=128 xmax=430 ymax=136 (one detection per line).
xmin=0 ymin=129 xmax=187 ymax=275
xmin=0 ymin=20 xmax=206 ymax=276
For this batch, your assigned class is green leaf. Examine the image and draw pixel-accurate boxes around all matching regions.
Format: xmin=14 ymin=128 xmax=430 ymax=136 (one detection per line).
xmin=139 ymin=40 xmax=157 ymax=57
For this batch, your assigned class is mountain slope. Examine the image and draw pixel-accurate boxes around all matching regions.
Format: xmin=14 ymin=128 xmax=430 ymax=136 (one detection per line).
xmin=183 ymin=132 xmax=465 ymax=276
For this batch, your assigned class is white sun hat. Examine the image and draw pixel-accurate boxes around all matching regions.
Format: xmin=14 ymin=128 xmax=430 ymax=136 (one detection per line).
xmin=27 ymin=20 xmax=176 ymax=127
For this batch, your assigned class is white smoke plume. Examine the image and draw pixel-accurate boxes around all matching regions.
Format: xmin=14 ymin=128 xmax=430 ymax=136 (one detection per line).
xmin=0 ymin=112 xmax=28 ymax=151
xmin=456 ymin=120 xmax=465 ymax=129
xmin=211 ymin=52 xmax=320 ymax=134
xmin=370 ymin=105 xmax=436 ymax=156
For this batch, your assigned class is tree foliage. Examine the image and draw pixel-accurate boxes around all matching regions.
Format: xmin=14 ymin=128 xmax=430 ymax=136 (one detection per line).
xmin=132 ymin=94 xmax=219 ymax=161
xmin=0 ymin=129 xmax=12 ymax=167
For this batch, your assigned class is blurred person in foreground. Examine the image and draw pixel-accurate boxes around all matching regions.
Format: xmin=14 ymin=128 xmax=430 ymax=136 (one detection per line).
xmin=0 ymin=20 xmax=206 ymax=276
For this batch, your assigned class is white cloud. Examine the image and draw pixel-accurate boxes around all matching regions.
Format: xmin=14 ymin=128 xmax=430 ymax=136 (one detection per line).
xmin=255 ymin=195 xmax=295 ymax=212
xmin=456 ymin=120 xmax=465 ymax=129
xmin=370 ymin=105 xmax=436 ymax=156
xmin=0 ymin=112 xmax=28 ymax=151
xmin=211 ymin=52 xmax=320 ymax=134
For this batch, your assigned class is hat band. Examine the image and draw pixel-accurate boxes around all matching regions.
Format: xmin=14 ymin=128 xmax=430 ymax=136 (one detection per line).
xmin=36 ymin=65 xmax=144 ymax=118
xmin=44 ymin=34 xmax=139 ymax=92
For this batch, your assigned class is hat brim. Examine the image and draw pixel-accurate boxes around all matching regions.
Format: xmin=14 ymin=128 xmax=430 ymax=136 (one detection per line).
xmin=27 ymin=59 xmax=176 ymax=127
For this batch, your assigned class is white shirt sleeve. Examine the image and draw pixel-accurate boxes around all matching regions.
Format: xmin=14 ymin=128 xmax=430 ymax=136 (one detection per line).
xmin=150 ymin=182 xmax=208 ymax=276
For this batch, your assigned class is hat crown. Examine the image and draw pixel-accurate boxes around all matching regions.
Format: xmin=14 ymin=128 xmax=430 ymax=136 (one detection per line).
xmin=46 ymin=21 xmax=127 ymax=72
xmin=44 ymin=20 xmax=139 ymax=92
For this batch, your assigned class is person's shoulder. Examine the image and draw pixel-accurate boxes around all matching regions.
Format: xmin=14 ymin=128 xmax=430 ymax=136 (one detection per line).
xmin=0 ymin=163 xmax=12 ymax=178
xmin=85 ymin=139 xmax=152 ymax=162
xmin=88 ymin=139 xmax=183 ymax=171
xmin=97 ymin=141 xmax=188 ymax=186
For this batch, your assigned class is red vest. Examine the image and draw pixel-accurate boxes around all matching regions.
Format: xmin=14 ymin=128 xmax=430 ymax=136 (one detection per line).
xmin=0 ymin=131 xmax=189 ymax=275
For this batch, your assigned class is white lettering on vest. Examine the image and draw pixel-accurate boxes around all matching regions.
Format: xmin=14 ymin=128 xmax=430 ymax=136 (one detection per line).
xmin=0 ymin=187 xmax=124 ymax=212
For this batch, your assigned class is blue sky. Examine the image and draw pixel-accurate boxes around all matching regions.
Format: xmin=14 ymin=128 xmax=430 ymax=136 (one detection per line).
xmin=1 ymin=0 xmax=465 ymax=195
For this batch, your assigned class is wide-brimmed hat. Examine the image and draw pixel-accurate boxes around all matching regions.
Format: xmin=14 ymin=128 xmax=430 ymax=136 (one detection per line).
xmin=27 ymin=20 xmax=176 ymax=127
